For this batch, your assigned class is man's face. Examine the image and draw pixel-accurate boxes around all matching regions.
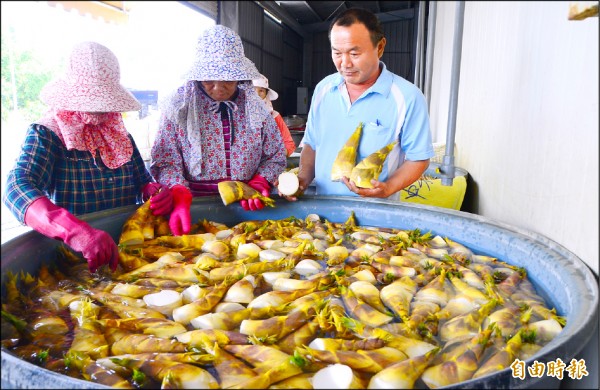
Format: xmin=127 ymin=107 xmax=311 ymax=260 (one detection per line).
xmin=330 ymin=23 xmax=385 ymax=86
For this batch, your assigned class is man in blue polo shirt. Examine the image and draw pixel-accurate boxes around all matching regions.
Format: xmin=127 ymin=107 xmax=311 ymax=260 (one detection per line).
xmin=281 ymin=7 xmax=434 ymax=199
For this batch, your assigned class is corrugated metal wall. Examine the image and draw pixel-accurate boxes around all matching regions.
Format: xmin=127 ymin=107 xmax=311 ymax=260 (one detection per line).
xmin=226 ymin=1 xmax=304 ymax=115
xmin=221 ymin=1 xmax=420 ymax=117
xmin=281 ymin=27 xmax=304 ymax=116
xmin=311 ymin=30 xmax=337 ymax=88
xmin=381 ymin=20 xmax=416 ymax=82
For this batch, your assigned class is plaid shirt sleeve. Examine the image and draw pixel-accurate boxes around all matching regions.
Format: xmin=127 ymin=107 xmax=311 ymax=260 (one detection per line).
xmin=3 ymin=125 xmax=57 ymax=223
xmin=3 ymin=125 xmax=155 ymax=224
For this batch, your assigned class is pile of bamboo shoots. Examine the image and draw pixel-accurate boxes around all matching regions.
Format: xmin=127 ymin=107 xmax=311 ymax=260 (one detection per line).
xmin=1 ymin=201 xmax=565 ymax=389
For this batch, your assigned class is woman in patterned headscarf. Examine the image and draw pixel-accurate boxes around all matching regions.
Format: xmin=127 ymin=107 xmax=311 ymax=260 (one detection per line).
xmin=3 ymin=41 xmax=173 ymax=274
xmin=151 ymin=25 xmax=287 ymax=236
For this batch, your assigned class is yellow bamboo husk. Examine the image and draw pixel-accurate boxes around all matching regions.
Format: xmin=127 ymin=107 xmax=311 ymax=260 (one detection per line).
xmin=110 ymin=333 xmax=186 ymax=355
xmin=472 ymin=330 xmax=524 ymax=379
xmin=224 ymin=344 xmax=302 ymax=385
xmin=107 ymin=357 xmax=219 ymax=389
xmin=118 ymin=200 xmax=153 ymax=246
xmin=209 ymin=343 xmax=260 ymax=389
xmin=298 ymin=346 xmax=407 ymax=374
xmin=331 ymin=122 xmax=363 ymax=181
xmin=175 ymin=329 xmax=249 ymax=349
xmin=340 ymin=286 xmax=394 ymax=328
xmin=172 ymin=278 xmax=236 ymax=325
xmin=368 ymin=346 xmax=440 ymax=389
xmin=349 ymin=141 xmax=397 ymax=188
xmin=117 ymin=252 xmax=184 ymax=281
xmin=239 ymin=309 xmax=311 ymax=340
xmin=118 ymin=251 xmax=150 ymax=272
xmin=97 ymin=317 xmax=187 ymax=338
xmin=218 ymin=181 xmax=275 ymax=207
xmin=110 ymin=282 xmax=159 ymax=299
xmin=421 ymin=327 xmax=493 ymax=388
xmin=268 ymin=372 xmax=314 ymax=389
xmin=66 ymin=351 xmax=132 ymax=388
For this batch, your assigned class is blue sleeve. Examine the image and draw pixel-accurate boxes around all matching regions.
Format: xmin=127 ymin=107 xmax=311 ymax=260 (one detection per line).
xmin=302 ymin=81 xmax=327 ymax=150
xmin=400 ymin=88 xmax=434 ymax=161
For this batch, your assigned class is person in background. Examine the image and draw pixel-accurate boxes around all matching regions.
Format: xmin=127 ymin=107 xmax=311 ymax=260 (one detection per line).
xmin=2 ymin=41 xmax=173 ymax=273
xmin=280 ymin=8 xmax=434 ymax=200
xmin=252 ymin=74 xmax=297 ymax=156
xmin=152 ymin=25 xmax=286 ymax=236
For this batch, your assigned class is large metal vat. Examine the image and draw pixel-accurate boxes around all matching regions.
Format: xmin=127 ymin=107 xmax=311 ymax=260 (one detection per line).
xmin=2 ymin=196 xmax=598 ymax=389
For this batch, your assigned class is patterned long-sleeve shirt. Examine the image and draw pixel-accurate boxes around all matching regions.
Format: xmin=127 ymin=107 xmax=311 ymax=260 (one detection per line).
xmin=150 ymin=85 xmax=287 ymax=188
xmin=3 ymin=124 xmax=153 ymax=223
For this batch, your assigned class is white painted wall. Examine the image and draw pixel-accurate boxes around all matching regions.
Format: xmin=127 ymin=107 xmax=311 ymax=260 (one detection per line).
xmin=429 ymin=1 xmax=598 ymax=274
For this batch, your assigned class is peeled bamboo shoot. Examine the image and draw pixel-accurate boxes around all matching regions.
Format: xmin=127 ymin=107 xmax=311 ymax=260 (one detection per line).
xmin=278 ymin=170 xmax=301 ymax=197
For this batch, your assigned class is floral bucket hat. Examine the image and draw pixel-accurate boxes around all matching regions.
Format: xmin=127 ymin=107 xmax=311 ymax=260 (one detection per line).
xmin=252 ymin=74 xmax=279 ymax=101
xmin=184 ymin=25 xmax=261 ymax=81
xmin=40 ymin=41 xmax=141 ymax=112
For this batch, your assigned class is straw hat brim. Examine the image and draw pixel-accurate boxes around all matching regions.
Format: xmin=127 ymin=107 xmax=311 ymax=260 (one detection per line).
xmin=40 ymin=78 xmax=141 ymax=112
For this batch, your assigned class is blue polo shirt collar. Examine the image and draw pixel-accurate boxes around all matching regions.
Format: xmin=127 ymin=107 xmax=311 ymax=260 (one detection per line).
xmin=330 ymin=61 xmax=393 ymax=98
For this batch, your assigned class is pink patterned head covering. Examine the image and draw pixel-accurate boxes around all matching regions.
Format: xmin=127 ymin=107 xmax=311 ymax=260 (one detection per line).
xmin=39 ymin=41 xmax=141 ymax=112
xmin=36 ymin=41 xmax=137 ymax=169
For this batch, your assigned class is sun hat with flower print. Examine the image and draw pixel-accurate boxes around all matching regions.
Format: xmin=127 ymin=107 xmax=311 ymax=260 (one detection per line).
xmin=39 ymin=41 xmax=141 ymax=112
xmin=252 ymin=74 xmax=279 ymax=101
xmin=183 ymin=25 xmax=262 ymax=82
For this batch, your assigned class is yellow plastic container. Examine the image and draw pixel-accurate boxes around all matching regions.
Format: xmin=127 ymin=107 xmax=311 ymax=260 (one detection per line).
xmin=400 ymin=163 xmax=468 ymax=210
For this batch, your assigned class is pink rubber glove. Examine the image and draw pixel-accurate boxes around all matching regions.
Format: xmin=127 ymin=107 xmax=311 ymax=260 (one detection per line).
xmin=241 ymin=174 xmax=271 ymax=211
xmin=169 ymin=185 xmax=192 ymax=236
xmin=24 ymin=197 xmax=119 ymax=273
xmin=142 ymin=182 xmax=173 ymax=216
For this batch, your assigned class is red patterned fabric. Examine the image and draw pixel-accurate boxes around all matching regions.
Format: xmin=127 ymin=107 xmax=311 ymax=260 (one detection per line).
xmin=37 ymin=110 xmax=133 ymax=169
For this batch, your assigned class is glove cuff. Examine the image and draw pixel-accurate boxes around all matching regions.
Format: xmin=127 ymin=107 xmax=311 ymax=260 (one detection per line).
xmin=24 ymin=197 xmax=89 ymax=245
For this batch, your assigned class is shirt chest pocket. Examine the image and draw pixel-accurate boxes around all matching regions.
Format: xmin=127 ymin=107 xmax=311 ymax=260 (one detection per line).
xmin=358 ymin=122 xmax=393 ymax=158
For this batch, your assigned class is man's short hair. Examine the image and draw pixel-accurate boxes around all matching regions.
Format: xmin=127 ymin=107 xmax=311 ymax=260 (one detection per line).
xmin=329 ymin=8 xmax=385 ymax=47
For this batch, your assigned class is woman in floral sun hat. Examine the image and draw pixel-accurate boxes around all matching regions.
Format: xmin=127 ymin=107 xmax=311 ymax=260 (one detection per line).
xmin=3 ymin=41 xmax=174 ymax=274
xmin=151 ymin=25 xmax=287 ymax=236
